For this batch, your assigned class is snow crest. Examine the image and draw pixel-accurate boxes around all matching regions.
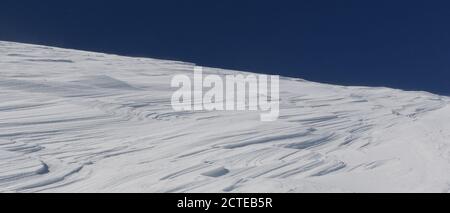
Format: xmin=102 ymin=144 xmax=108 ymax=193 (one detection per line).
xmin=1 ymin=41 xmax=450 ymax=192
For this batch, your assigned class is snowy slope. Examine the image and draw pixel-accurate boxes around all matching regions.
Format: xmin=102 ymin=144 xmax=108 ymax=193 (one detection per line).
xmin=1 ymin=41 xmax=450 ymax=193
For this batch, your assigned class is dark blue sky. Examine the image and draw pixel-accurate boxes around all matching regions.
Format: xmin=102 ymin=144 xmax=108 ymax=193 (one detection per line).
xmin=1 ymin=0 xmax=450 ymax=95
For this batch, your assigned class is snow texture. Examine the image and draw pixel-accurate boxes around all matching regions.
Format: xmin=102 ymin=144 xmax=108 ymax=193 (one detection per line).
xmin=1 ymin=41 xmax=450 ymax=192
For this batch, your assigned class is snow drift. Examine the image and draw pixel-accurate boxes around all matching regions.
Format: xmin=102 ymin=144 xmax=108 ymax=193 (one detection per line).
xmin=1 ymin=41 xmax=450 ymax=192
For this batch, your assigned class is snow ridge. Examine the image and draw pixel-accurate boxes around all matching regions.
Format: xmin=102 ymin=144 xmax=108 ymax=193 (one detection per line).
xmin=1 ymin=41 xmax=450 ymax=192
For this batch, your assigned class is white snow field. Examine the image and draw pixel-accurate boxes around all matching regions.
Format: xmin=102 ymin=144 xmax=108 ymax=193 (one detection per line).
xmin=1 ymin=41 xmax=450 ymax=193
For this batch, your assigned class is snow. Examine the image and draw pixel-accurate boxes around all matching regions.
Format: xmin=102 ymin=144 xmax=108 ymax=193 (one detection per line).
xmin=1 ymin=41 xmax=450 ymax=192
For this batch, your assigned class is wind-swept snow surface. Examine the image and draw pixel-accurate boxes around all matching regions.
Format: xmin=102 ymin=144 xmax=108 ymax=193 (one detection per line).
xmin=1 ymin=41 xmax=450 ymax=192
